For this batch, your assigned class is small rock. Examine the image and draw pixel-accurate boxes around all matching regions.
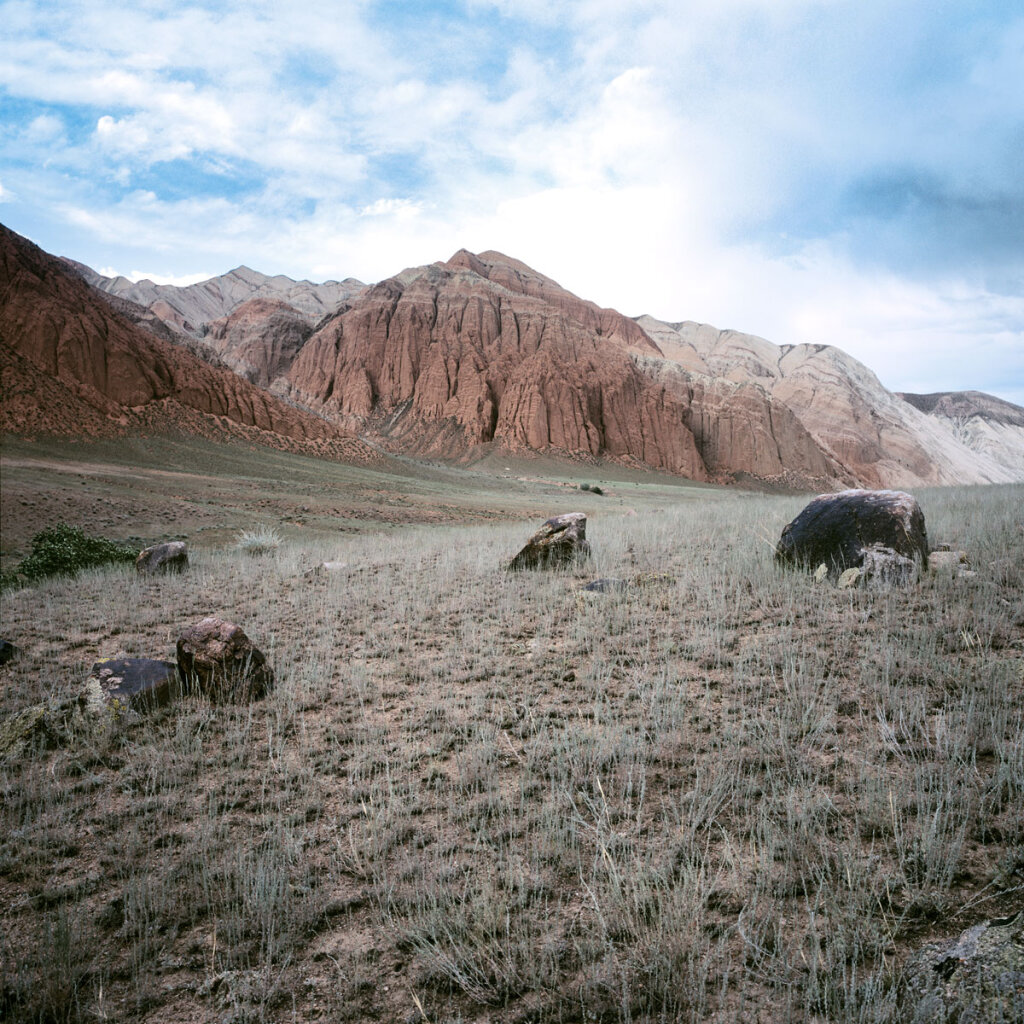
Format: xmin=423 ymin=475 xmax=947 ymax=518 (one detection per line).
xmin=0 ymin=703 xmax=59 ymax=760
xmin=304 ymin=561 xmax=348 ymax=578
xmin=0 ymin=639 xmax=20 ymax=666
xmin=813 ymin=563 xmax=830 ymax=582
xmin=929 ymin=550 xmax=971 ymax=575
xmin=837 ymin=567 xmax=862 ymax=589
xmin=901 ymin=911 xmax=1023 ymax=1023
xmin=136 ymin=541 xmax=189 ymax=575
xmin=81 ymin=657 xmax=180 ymax=718
xmin=860 ymin=544 xmax=919 ymax=586
xmin=581 ymin=577 xmax=628 ymax=593
xmin=508 ymin=513 xmax=591 ymax=571
xmin=176 ymin=617 xmax=274 ymax=703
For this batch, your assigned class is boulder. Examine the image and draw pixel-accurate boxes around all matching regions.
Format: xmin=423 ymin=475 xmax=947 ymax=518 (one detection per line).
xmin=901 ymin=911 xmax=1023 ymax=1023
xmin=176 ymin=617 xmax=274 ymax=702
xmin=136 ymin=541 xmax=189 ymax=575
xmin=775 ymin=489 xmax=928 ymax=580
xmin=0 ymin=639 xmax=20 ymax=666
xmin=508 ymin=513 xmax=591 ymax=571
xmin=80 ymin=657 xmax=180 ymax=717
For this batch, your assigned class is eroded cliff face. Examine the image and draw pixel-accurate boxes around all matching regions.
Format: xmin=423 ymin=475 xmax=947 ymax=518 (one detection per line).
xmin=284 ymin=251 xmax=850 ymax=486
xmin=639 ymin=317 xmax=1018 ymax=487
xmin=0 ymin=224 xmax=343 ymax=442
xmin=205 ymin=298 xmax=316 ymax=387
xmin=285 ymin=257 xmax=706 ymax=472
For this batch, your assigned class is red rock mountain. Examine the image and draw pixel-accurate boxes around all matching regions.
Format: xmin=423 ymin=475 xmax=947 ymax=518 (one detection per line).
xmin=0 ymin=223 xmax=363 ymax=455
xmin=281 ymin=250 xmax=844 ymax=487
xmin=7 ymin=228 xmax=1021 ymax=488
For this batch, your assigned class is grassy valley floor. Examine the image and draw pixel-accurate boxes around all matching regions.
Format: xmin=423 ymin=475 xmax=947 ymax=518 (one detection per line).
xmin=0 ymin=438 xmax=1021 ymax=1022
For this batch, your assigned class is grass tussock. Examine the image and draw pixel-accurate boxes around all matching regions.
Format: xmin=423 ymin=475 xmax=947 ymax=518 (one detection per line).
xmin=0 ymin=484 xmax=1021 ymax=1022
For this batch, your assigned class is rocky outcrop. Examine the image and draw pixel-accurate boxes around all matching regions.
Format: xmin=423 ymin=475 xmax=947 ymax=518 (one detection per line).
xmin=0 ymin=224 xmax=348 ymax=444
xmin=508 ymin=512 xmax=591 ymax=571
xmin=776 ymin=489 xmax=929 ymax=577
xmin=204 ymin=298 xmax=316 ymax=386
xmin=136 ymin=542 xmax=189 ymax=576
xmin=176 ymin=617 xmax=274 ymax=702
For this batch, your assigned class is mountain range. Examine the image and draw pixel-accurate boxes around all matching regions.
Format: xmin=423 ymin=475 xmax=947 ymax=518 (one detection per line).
xmin=3 ymin=222 xmax=1022 ymax=489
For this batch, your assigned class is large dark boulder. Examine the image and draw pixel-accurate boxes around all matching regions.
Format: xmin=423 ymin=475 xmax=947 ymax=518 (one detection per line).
xmin=81 ymin=657 xmax=180 ymax=717
xmin=176 ymin=617 xmax=274 ymax=702
xmin=136 ymin=541 xmax=189 ymax=575
xmin=901 ymin=911 xmax=1023 ymax=1023
xmin=508 ymin=513 xmax=591 ymax=571
xmin=775 ymin=489 xmax=928 ymax=579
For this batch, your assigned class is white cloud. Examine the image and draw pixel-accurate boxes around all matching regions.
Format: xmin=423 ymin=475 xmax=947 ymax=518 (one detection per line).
xmin=1 ymin=0 xmax=1020 ymax=405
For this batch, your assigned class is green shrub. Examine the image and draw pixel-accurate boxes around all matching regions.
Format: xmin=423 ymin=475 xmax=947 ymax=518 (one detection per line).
xmin=15 ymin=523 xmax=137 ymax=583
xmin=590 ymin=485 xmax=604 ymax=496
xmin=579 ymin=482 xmax=591 ymax=491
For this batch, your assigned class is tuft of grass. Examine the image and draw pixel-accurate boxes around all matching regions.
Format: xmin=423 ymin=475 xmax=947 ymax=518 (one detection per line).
xmin=234 ymin=525 xmax=283 ymax=556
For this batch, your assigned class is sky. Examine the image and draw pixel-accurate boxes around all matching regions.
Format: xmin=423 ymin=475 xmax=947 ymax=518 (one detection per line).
xmin=1 ymin=0 xmax=1022 ymax=405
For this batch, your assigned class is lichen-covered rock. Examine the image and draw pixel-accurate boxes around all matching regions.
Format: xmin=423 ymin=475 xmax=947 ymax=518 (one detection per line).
xmin=775 ymin=489 xmax=929 ymax=580
xmin=0 ymin=698 xmax=83 ymax=760
xmin=508 ymin=513 xmax=591 ymax=571
xmin=901 ymin=912 xmax=1024 ymax=1023
xmin=136 ymin=541 xmax=189 ymax=575
xmin=81 ymin=657 xmax=180 ymax=718
xmin=176 ymin=617 xmax=274 ymax=702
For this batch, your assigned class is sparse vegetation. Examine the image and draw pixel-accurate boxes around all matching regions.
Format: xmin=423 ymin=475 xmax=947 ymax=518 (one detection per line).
xmin=0 ymin=474 xmax=1021 ymax=1023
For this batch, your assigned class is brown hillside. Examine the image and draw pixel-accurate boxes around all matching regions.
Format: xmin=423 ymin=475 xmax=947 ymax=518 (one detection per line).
xmin=0 ymin=224 xmax=353 ymax=448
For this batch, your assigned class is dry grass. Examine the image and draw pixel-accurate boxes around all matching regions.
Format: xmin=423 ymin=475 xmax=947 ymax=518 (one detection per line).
xmin=0 ymin=482 xmax=1021 ymax=1023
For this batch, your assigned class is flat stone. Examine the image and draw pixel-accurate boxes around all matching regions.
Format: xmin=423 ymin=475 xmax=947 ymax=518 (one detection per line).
xmin=81 ymin=657 xmax=180 ymax=717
